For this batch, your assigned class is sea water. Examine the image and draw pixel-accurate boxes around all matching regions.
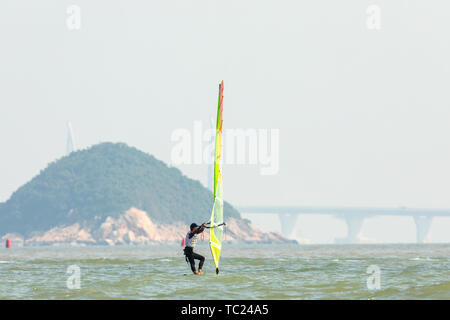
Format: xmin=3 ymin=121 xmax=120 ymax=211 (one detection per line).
xmin=0 ymin=243 xmax=449 ymax=299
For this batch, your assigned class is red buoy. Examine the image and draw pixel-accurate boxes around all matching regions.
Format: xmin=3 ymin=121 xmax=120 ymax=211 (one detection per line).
xmin=6 ymin=239 xmax=11 ymax=249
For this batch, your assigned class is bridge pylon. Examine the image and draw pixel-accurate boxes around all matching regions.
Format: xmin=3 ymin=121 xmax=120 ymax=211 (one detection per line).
xmin=336 ymin=214 xmax=365 ymax=244
xmin=413 ymin=216 xmax=433 ymax=243
xmin=278 ymin=213 xmax=298 ymax=238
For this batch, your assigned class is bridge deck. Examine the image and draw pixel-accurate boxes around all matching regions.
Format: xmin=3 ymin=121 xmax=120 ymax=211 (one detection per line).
xmin=238 ymin=206 xmax=450 ymax=217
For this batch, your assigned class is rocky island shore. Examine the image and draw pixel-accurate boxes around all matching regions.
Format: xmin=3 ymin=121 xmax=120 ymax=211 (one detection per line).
xmin=1 ymin=207 xmax=295 ymax=246
xmin=0 ymin=143 xmax=296 ymax=247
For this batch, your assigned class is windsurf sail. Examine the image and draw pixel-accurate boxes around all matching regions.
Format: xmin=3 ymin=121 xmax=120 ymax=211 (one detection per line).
xmin=209 ymin=80 xmax=225 ymax=275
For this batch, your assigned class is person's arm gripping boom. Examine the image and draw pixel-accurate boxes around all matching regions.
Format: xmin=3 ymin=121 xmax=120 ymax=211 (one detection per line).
xmin=188 ymin=222 xmax=208 ymax=238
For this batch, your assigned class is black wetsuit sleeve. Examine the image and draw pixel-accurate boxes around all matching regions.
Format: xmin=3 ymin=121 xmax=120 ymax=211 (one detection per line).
xmin=188 ymin=226 xmax=205 ymax=239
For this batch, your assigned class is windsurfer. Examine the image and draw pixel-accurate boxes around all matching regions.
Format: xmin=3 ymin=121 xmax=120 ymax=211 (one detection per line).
xmin=184 ymin=222 xmax=207 ymax=275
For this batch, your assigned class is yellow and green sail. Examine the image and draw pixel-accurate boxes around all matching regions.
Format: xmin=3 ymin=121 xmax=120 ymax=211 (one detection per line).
xmin=209 ymin=81 xmax=224 ymax=275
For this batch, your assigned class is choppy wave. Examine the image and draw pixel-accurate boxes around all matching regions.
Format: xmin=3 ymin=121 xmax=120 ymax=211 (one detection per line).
xmin=0 ymin=244 xmax=449 ymax=299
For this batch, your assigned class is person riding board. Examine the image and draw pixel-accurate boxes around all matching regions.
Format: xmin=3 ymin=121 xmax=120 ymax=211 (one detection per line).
xmin=184 ymin=222 xmax=208 ymax=275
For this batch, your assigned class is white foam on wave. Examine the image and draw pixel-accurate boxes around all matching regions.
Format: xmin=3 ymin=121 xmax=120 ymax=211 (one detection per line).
xmin=410 ymin=257 xmax=437 ymax=261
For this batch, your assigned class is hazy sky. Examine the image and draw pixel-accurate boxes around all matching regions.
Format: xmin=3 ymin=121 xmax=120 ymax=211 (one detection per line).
xmin=1 ymin=0 xmax=450 ymax=236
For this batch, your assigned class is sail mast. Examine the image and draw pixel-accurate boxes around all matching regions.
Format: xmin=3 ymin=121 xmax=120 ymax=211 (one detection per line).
xmin=214 ymin=81 xmax=224 ymax=199
xmin=210 ymin=81 xmax=224 ymax=274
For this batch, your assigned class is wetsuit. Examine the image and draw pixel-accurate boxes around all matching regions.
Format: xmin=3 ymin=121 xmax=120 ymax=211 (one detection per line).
xmin=183 ymin=226 xmax=205 ymax=273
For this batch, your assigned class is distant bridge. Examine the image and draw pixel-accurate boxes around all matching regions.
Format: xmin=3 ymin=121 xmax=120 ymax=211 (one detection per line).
xmin=237 ymin=206 xmax=450 ymax=243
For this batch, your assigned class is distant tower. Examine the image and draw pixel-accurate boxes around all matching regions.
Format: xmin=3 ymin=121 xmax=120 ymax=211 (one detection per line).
xmin=207 ymin=116 xmax=215 ymax=193
xmin=66 ymin=121 xmax=77 ymax=155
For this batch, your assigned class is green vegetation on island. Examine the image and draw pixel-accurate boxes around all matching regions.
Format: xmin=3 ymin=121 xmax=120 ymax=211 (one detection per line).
xmin=0 ymin=142 xmax=241 ymax=236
